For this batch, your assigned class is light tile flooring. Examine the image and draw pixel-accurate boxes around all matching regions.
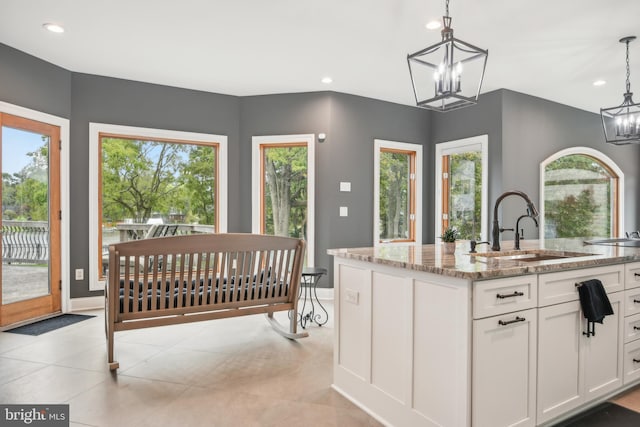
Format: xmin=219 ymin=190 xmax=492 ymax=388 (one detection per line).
xmin=2 ymin=304 xmax=640 ymax=427
xmin=0 ymin=304 xmax=381 ymax=427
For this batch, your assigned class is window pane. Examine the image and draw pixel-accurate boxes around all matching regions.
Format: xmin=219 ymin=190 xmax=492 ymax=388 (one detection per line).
xmin=544 ymin=154 xmax=613 ymax=238
xmin=448 ymin=151 xmax=482 ymax=240
xmin=100 ymin=137 xmax=217 ymax=272
xmin=262 ymin=145 xmax=307 ymax=239
xmin=379 ymin=151 xmax=410 ymax=241
xmin=2 ymin=126 xmax=51 ymax=304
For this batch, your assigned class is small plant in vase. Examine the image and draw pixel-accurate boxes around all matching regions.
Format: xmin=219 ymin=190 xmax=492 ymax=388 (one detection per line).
xmin=440 ymin=227 xmax=459 ymax=254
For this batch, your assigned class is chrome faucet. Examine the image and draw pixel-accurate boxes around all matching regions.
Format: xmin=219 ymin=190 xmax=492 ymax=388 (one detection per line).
xmin=515 ymin=212 xmax=539 ymax=250
xmin=491 ymin=190 xmax=539 ymax=251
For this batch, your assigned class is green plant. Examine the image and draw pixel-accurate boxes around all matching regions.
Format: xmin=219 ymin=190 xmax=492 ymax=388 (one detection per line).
xmin=440 ymin=227 xmax=459 ymax=242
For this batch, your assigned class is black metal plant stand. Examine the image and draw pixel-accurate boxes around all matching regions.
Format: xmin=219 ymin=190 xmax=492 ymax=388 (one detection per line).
xmin=297 ymin=267 xmax=329 ymax=329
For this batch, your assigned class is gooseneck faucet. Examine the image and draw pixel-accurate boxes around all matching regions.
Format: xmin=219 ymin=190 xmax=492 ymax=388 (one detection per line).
xmin=515 ymin=212 xmax=539 ymax=250
xmin=491 ymin=190 xmax=539 ymax=251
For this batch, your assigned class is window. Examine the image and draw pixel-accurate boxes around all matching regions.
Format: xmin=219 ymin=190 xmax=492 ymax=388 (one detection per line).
xmin=435 ymin=135 xmax=488 ymax=241
xmin=89 ymin=124 xmax=227 ymax=290
xmin=540 ymin=147 xmax=623 ymax=239
xmin=374 ymin=139 xmax=422 ymax=245
xmin=252 ymin=134 xmax=315 ymax=265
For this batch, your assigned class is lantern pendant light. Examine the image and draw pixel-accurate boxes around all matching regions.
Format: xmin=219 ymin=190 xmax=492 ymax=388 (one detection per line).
xmin=407 ymin=0 xmax=488 ymax=112
xmin=601 ymin=36 xmax=640 ymax=145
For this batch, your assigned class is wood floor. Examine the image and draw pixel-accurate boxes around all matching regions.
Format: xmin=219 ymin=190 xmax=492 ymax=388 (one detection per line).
xmin=0 ymin=302 xmax=639 ymax=426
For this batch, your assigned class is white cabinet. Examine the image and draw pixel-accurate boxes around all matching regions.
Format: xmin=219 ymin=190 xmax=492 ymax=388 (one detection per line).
xmin=473 ymin=275 xmax=537 ymax=319
xmin=626 ymin=262 xmax=640 ymax=290
xmin=472 ymin=308 xmax=537 ymax=427
xmin=537 ymin=292 xmax=624 ymax=424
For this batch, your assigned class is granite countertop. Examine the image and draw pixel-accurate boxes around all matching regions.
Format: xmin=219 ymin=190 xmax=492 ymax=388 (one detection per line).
xmin=327 ymin=238 xmax=640 ymax=280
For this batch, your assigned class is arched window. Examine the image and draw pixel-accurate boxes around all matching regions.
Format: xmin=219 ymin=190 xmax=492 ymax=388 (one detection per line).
xmin=540 ymin=147 xmax=623 ymax=239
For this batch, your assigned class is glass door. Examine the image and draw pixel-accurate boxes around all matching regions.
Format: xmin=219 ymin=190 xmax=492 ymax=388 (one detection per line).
xmin=0 ymin=113 xmax=61 ymax=327
xmin=435 ymin=135 xmax=488 ymax=242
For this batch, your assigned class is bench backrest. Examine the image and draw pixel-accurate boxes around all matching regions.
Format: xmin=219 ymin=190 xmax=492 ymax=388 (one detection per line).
xmin=107 ymin=233 xmax=306 ymax=319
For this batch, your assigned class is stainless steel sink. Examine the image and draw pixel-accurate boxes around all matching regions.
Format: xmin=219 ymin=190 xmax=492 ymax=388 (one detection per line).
xmin=472 ymin=249 xmax=592 ymax=262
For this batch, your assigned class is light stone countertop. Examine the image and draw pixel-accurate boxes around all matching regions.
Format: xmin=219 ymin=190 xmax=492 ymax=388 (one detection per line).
xmin=327 ymin=238 xmax=640 ymax=280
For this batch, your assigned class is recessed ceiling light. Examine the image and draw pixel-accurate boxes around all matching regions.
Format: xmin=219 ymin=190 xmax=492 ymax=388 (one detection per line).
xmin=593 ymin=80 xmax=606 ymax=86
xmin=43 ymin=23 xmax=65 ymax=33
xmin=321 ymin=77 xmax=333 ymax=84
xmin=425 ymin=20 xmax=441 ymax=30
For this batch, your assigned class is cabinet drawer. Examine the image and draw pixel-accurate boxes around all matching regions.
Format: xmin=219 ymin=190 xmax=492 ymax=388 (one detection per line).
xmin=623 ymin=339 xmax=640 ymax=385
xmin=625 ymin=288 xmax=640 ymax=317
xmin=473 ymin=275 xmax=537 ymax=319
xmin=539 ymin=265 xmax=624 ymax=307
xmin=624 ymin=313 xmax=640 ymax=343
xmin=626 ymin=262 xmax=640 ymax=290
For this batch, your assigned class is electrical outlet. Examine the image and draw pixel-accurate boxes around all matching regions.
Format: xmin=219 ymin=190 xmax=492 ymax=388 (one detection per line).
xmin=75 ymin=268 xmax=84 ymax=280
xmin=345 ymin=288 xmax=359 ymax=305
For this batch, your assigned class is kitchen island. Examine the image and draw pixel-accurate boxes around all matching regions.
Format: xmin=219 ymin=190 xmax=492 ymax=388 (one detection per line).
xmin=328 ymin=239 xmax=640 ymax=427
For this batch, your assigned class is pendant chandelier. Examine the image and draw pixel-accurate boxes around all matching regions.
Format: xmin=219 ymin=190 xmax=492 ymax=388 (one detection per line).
xmin=601 ymin=36 xmax=640 ymax=145
xmin=407 ymin=0 xmax=488 ymax=112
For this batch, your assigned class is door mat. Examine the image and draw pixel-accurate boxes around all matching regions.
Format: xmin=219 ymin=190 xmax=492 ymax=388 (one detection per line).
xmin=5 ymin=314 xmax=95 ymax=336
xmin=553 ymin=402 xmax=640 ymax=427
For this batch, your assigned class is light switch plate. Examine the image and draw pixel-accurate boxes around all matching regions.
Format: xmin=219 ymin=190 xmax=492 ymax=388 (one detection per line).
xmin=340 ymin=206 xmax=348 ymax=217
xmin=75 ymin=268 xmax=84 ymax=280
xmin=340 ymin=181 xmax=351 ymax=192
xmin=345 ymin=288 xmax=359 ymax=305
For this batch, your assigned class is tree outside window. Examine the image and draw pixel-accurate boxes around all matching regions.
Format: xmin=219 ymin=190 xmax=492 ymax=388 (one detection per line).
xmin=379 ymin=150 xmax=412 ymax=241
xmin=101 ymin=137 xmax=218 ymax=227
xmin=261 ymin=144 xmax=307 ymax=240
xmin=544 ymin=154 xmax=616 ymax=238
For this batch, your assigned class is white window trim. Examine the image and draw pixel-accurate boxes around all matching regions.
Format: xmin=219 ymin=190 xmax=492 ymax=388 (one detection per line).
xmin=0 ymin=101 xmax=70 ymax=312
xmin=89 ymin=123 xmax=228 ymax=291
xmin=539 ymin=146 xmax=624 ymax=239
xmin=435 ymin=135 xmax=489 ymax=242
xmin=373 ymin=139 xmax=423 ymax=247
xmin=251 ymin=134 xmax=315 ymax=266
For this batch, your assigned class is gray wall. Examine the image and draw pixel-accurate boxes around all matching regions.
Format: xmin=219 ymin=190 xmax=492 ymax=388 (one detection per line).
xmin=431 ymin=89 xmax=640 ymax=246
xmin=239 ymin=92 xmax=430 ymax=283
xmin=2 ymin=43 xmax=639 ymax=297
xmin=501 ymin=90 xmax=640 ymax=235
xmin=0 ymin=44 xmax=71 ymax=119
xmin=429 ymin=90 xmax=503 ymax=243
xmin=322 ymin=93 xmax=430 ymax=280
xmin=70 ymin=74 xmax=241 ymax=297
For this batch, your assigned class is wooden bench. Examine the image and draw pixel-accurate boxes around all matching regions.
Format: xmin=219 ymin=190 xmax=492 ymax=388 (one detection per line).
xmin=105 ymin=233 xmax=307 ymax=370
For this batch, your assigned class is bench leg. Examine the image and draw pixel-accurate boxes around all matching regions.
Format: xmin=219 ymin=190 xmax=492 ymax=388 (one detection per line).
xmin=105 ymin=293 xmax=119 ymax=371
xmin=265 ymin=311 xmax=308 ymax=340
xmin=107 ymin=326 xmax=119 ymax=371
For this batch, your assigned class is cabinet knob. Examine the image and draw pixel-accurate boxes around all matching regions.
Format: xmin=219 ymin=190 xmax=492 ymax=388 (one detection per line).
xmin=634 ymin=358 xmax=640 ymax=364
xmin=635 ymin=273 xmax=640 ymax=277
xmin=634 ymin=326 xmax=640 ymax=331
xmin=496 ymin=291 xmax=524 ymax=299
xmin=498 ymin=316 xmax=526 ymax=326
xmin=634 ymin=299 xmax=640 ymax=304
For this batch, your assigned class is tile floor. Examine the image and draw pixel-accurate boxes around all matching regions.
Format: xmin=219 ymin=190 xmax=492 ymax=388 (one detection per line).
xmin=0 ymin=305 xmax=380 ymax=427
xmin=1 ymin=304 xmax=639 ymax=427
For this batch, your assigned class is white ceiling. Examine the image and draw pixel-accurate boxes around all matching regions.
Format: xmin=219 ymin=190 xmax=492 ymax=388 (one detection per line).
xmin=2 ymin=0 xmax=640 ymax=114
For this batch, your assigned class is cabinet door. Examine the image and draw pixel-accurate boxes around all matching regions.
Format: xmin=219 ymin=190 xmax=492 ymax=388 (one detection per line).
xmin=472 ymin=308 xmax=537 ymax=427
xmin=582 ymin=291 xmax=624 ymax=402
xmin=537 ymin=301 xmax=583 ymax=424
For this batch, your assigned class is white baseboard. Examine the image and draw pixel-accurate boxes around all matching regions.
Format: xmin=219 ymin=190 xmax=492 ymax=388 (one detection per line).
xmin=68 ymin=296 xmax=103 ymax=312
xmin=315 ymin=287 xmax=334 ymax=301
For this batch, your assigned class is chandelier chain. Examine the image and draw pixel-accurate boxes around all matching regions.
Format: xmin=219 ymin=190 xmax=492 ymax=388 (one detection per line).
xmin=626 ymin=40 xmax=631 ymax=93
xmin=445 ymin=0 xmax=450 ymax=17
